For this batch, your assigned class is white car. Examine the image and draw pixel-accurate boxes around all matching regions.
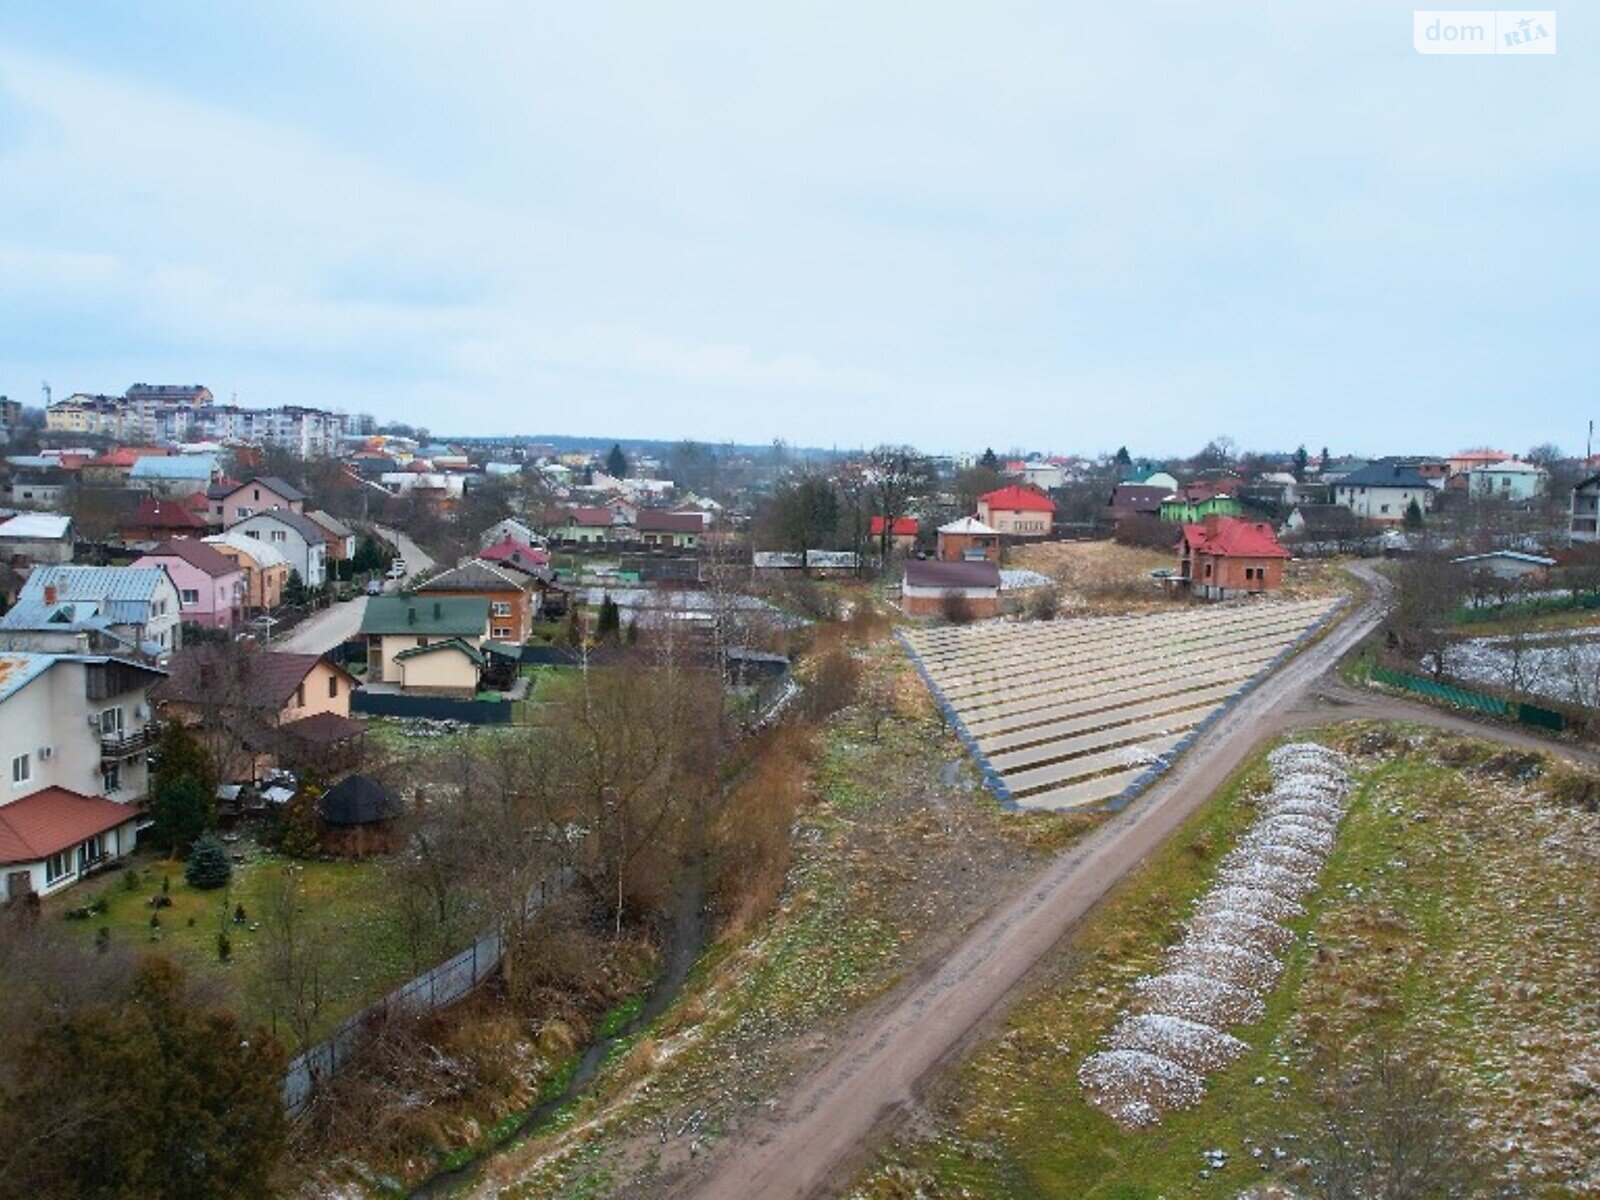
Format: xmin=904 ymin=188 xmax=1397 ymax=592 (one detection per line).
xmin=386 ymin=559 xmax=407 ymax=579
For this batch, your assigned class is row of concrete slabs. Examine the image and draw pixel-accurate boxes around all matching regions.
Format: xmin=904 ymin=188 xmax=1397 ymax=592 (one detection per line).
xmin=902 ymin=597 xmax=1341 ymax=811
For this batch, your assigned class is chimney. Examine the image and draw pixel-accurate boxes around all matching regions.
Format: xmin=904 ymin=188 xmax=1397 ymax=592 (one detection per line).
xmin=43 ymin=584 xmax=57 ymax=605
xmin=1203 ymin=512 xmax=1222 ymax=537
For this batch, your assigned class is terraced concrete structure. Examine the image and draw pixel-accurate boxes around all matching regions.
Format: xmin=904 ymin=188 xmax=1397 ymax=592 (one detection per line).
xmin=901 ymin=598 xmax=1341 ymax=811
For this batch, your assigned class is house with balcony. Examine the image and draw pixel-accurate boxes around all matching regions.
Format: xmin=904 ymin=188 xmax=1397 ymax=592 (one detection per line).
xmin=1571 ymin=474 xmax=1600 ymax=544
xmin=130 ymin=540 xmax=246 ymax=630
xmin=0 ymin=566 xmax=182 ymax=659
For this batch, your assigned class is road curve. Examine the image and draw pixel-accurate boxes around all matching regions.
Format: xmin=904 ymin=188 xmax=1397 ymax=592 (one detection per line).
xmin=676 ymin=570 xmax=1391 ymax=1200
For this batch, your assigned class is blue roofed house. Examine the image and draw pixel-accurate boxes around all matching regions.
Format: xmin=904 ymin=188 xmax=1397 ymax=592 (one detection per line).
xmin=0 ymin=566 xmax=182 ymax=661
xmin=231 ymin=509 xmax=328 ymax=588
xmin=128 ymin=453 xmax=220 ymax=497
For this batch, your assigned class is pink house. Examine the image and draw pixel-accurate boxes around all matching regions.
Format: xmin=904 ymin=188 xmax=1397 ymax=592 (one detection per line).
xmin=130 ymin=539 xmax=246 ymax=630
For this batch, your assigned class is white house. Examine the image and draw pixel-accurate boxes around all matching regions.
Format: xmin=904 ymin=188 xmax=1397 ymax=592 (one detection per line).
xmin=0 ymin=651 xmax=167 ymax=899
xmin=1467 ymin=459 xmax=1548 ymax=502
xmin=1572 ymin=474 xmax=1600 ymax=544
xmin=1332 ymin=461 xmax=1440 ymax=524
xmin=232 ymin=509 xmax=329 ymax=588
xmin=0 ymin=566 xmax=182 ymax=659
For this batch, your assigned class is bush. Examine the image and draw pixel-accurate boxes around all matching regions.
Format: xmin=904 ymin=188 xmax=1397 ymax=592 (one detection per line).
xmin=184 ymin=835 xmax=233 ymax=891
xmin=939 ymin=590 xmax=974 ymax=624
xmin=800 ymin=646 xmax=861 ymax=720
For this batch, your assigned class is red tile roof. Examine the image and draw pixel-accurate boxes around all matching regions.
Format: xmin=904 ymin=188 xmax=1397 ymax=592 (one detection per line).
xmin=125 ymin=495 xmax=209 ymax=531
xmin=0 ymin=788 xmax=137 ymax=865
xmin=980 ymin=485 xmax=1056 ymax=513
xmin=1180 ymin=517 xmax=1290 ymax=559
xmin=478 ymin=537 xmax=550 ymax=572
xmin=870 ymin=516 xmax=919 ymax=537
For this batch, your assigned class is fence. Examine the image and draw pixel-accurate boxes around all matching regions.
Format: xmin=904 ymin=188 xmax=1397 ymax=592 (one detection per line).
xmin=283 ymin=868 xmax=573 ymax=1114
xmin=350 ymin=689 xmax=513 ymax=724
xmin=1370 ymin=666 xmax=1570 ymax=732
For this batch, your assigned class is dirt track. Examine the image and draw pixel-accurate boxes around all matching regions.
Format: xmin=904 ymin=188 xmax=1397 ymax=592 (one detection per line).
xmin=670 ymin=565 xmax=1592 ymax=1200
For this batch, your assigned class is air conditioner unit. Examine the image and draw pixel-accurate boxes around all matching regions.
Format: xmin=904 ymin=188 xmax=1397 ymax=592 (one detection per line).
xmin=134 ymin=702 xmax=150 ymax=720
xmin=88 ymin=715 xmax=102 ymax=730
xmin=38 ymin=746 xmax=53 ymax=761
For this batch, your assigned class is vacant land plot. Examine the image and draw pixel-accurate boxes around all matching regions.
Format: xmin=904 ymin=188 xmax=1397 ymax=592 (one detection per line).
xmin=903 ymin=598 xmax=1341 ymax=811
xmin=847 ymin=724 xmax=1600 ymax=1200
xmin=1452 ymin=631 xmax=1600 ymax=707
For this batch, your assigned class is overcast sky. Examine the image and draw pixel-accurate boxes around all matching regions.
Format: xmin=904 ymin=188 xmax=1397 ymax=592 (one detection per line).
xmin=0 ymin=3 xmax=1593 ymax=456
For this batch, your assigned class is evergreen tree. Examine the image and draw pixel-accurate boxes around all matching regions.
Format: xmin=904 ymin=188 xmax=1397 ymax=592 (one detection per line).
xmin=149 ymin=722 xmax=217 ymax=856
xmin=283 ymin=568 xmax=308 ymax=607
xmin=1403 ymin=498 xmax=1425 ymax=530
xmin=979 ymin=447 xmax=1001 ymax=471
xmin=1113 ymin=446 xmax=1133 ymax=473
xmin=273 ymin=785 xmax=322 ymax=860
xmin=1293 ymin=445 xmax=1309 ymax=480
xmin=596 ymin=593 xmax=621 ymax=641
xmin=184 ymin=834 xmax=233 ymax=890
xmin=605 ymin=443 xmax=629 ymax=478
xmin=1320 ymin=445 xmax=1331 ymax=469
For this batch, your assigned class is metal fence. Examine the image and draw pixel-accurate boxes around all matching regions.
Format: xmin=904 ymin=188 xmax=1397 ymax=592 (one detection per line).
xmin=350 ymin=690 xmax=513 ymax=724
xmin=1370 ymin=666 xmax=1570 ymax=731
xmin=283 ymin=868 xmax=574 ymax=1114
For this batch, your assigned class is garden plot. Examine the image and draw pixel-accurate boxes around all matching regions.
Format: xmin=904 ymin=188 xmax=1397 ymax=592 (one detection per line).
xmin=1450 ymin=631 xmax=1600 ymax=707
xmin=903 ymin=598 xmax=1338 ymax=810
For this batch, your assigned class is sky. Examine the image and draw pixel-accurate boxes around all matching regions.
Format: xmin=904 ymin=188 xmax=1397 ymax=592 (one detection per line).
xmin=0 ymin=2 xmax=1594 ymax=457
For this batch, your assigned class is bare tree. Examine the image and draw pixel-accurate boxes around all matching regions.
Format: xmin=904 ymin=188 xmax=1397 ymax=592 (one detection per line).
xmin=1386 ymin=554 xmax=1467 ymax=678
xmin=255 ymin=864 xmax=330 ymax=1051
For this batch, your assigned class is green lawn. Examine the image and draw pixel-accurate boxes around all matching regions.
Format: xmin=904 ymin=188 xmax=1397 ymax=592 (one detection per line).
xmin=47 ymin=839 xmax=417 ymax=1045
xmin=849 ymin=725 xmax=1597 ymax=1199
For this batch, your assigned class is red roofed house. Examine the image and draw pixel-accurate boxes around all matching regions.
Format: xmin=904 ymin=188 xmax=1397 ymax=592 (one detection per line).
xmin=869 ymin=516 xmax=919 ymax=553
xmin=130 ymin=540 xmax=246 ymax=630
xmin=1177 ymin=514 xmax=1290 ymax=600
xmin=977 ymin=485 xmax=1055 ymax=538
xmin=1 ymin=787 xmax=142 ymax=900
xmin=120 ymin=494 xmax=215 ymax=543
xmin=479 ymin=536 xmax=551 ymax=576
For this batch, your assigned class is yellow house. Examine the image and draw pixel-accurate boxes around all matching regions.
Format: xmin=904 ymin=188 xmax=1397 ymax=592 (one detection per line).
xmin=359 ymin=594 xmax=490 ymax=697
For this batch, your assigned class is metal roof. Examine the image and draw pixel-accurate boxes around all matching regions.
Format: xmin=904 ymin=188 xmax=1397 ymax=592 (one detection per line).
xmin=14 ymin=566 xmax=170 ymax=605
xmin=360 ymin=594 xmax=489 ymax=636
xmin=204 ymin=532 xmax=291 ymax=569
xmin=129 ymin=454 xmax=217 ymax=480
xmin=0 ymin=652 xmax=57 ymax=703
xmin=0 ymin=513 xmax=73 ymax=539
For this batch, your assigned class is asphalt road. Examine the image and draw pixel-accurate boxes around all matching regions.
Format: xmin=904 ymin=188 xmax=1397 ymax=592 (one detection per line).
xmin=678 ymin=569 xmax=1398 ymax=1200
xmin=272 ymin=524 xmax=435 ymax=656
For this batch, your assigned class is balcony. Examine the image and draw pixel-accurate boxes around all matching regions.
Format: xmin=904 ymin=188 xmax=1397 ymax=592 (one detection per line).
xmin=100 ymin=725 xmax=158 ymax=760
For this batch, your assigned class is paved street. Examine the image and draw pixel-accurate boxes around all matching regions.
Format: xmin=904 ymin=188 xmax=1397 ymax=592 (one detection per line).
xmin=272 ymin=524 xmax=435 ymax=656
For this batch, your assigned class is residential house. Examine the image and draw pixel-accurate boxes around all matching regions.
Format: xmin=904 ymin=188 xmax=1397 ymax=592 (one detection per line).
xmin=416 ymin=559 xmax=536 ymax=642
xmin=1466 ymin=460 xmax=1548 ymax=502
xmin=1107 ymin=484 xmax=1169 ymax=526
xmin=0 ymin=567 xmax=182 ymax=658
xmin=1332 ymin=460 xmax=1440 ymax=524
xmin=545 ymin=506 xmax=621 ymax=544
xmin=4 ymin=459 xmax=70 ymax=507
xmin=977 ymin=485 xmax=1055 ymax=538
xmin=937 ymin=516 xmax=1001 ymax=563
xmin=130 ymin=540 xmax=245 ymax=630
xmin=480 ymin=517 xmax=544 ymax=548
xmin=219 ymin=476 xmax=306 ymax=528
xmin=1446 ymin=448 xmax=1511 ymax=478
xmin=0 ymin=512 xmax=74 ymax=565
xmin=1176 ymin=515 xmax=1290 ymax=600
xmin=901 ymin=560 xmax=1002 ymax=618
xmin=152 ymin=644 xmax=361 ymax=780
xmin=128 ymin=454 xmax=219 ymax=496
xmin=304 ymin=509 xmax=357 ymax=567
xmin=231 ymin=509 xmax=328 ymax=588
xmin=204 ymin=532 xmax=291 ymax=611
xmin=870 ymin=516 xmax=920 ymax=554
xmin=1 ymin=787 xmax=144 ymax=901
xmin=478 ymin=536 xmax=552 ymax=577
xmin=119 ymin=493 xmax=214 ymax=543
xmin=1571 ymin=474 xmax=1600 ymax=544
xmin=637 ymin=509 xmax=703 ymax=550
xmin=359 ymin=594 xmax=490 ymax=695
xmin=1159 ymin=492 xmax=1242 ymax=525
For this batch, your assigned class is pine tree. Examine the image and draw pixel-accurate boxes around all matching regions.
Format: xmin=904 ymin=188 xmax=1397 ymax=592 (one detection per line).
xmin=1403 ymin=498 xmax=1425 ymax=530
xmin=149 ymin=722 xmax=217 ymax=856
xmin=184 ymin=834 xmax=233 ymax=890
xmin=979 ymin=447 xmax=1000 ymax=472
xmin=1293 ymin=445 xmax=1309 ymax=480
xmin=596 ymin=594 xmax=621 ymax=642
xmin=606 ymin=443 xmax=629 ymax=478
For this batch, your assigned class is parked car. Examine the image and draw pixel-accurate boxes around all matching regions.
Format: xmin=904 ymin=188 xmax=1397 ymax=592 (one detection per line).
xmin=365 ymin=578 xmax=383 ymax=595
xmin=386 ymin=559 xmax=407 ymax=579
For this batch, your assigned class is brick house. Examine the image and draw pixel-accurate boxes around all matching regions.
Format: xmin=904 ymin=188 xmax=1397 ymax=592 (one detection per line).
xmin=1176 ymin=515 xmax=1290 ymax=600
xmin=901 ymin=560 xmax=1002 ymax=618
xmin=977 ymin=485 xmax=1055 ymax=538
xmin=870 ymin=516 xmax=920 ymax=554
xmin=416 ymin=559 xmax=535 ymax=643
xmin=936 ymin=516 xmax=1001 ymax=563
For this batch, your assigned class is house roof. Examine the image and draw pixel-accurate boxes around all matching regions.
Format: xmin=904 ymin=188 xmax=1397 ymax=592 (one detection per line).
xmin=0 ymin=788 xmax=138 ymax=866
xmin=393 ymin=637 xmax=485 ymax=665
xmin=279 ymin=711 xmax=366 ymax=746
xmin=1452 ymin=551 xmax=1557 ymax=567
xmin=11 ymin=567 xmax=169 ymax=615
xmin=125 ymin=495 xmax=209 ymax=531
xmin=360 ymin=594 xmax=489 ymax=636
xmin=152 ymin=645 xmax=349 ymax=709
xmin=415 ymin=559 xmax=525 ymax=593
xmin=0 ymin=512 xmax=73 ymax=540
xmin=549 ymin=506 xmax=615 ymax=527
xmin=1469 ymin=459 xmax=1547 ymax=475
xmin=1335 ymin=461 xmax=1439 ymax=490
xmin=318 ymin=774 xmax=403 ymax=827
xmin=203 ymin=532 xmax=291 ymax=570
xmin=232 ymin=476 xmax=307 ymax=503
xmin=134 ymin=539 xmax=242 ymax=579
xmin=236 ymin=508 xmax=327 ymax=544
xmin=938 ymin=516 xmax=998 ymax=535
xmin=1286 ymin=504 xmax=1358 ymax=535
xmin=129 ymin=455 xmax=216 ymax=481
xmin=478 ymin=537 xmax=550 ymax=573
xmin=637 ymin=509 xmax=704 ymax=534
xmin=870 ymin=516 xmax=920 ymax=537
xmin=980 ymin=485 xmax=1056 ymax=513
xmin=1180 ymin=517 xmax=1290 ymax=559
xmin=0 ymin=652 xmax=58 ymax=703
xmin=305 ymin=509 xmax=355 ymax=538
xmin=904 ymin=560 xmax=1002 ymax=590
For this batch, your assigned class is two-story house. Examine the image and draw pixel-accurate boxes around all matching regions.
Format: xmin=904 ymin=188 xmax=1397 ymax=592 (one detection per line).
xmin=130 ymin=540 xmax=246 ymax=630
xmin=231 ymin=510 xmax=328 ymax=588
xmin=219 ymin=476 xmax=307 ymax=528
xmin=1332 ymin=461 xmax=1440 ymax=524
xmin=360 ymin=594 xmax=490 ymax=696
xmin=977 ymin=485 xmax=1056 ymax=538
xmin=0 ymin=651 xmax=167 ymax=900
xmin=204 ymin=532 xmax=291 ymax=611
xmin=304 ymin=510 xmax=357 ymax=566
xmin=416 ymin=560 xmax=535 ymax=643
xmin=637 ymin=509 xmax=703 ymax=550
xmin=0 ymin=566 xmax=182 ymax=659
xmin=1572 ymin=474 xmax=1600 ymax=544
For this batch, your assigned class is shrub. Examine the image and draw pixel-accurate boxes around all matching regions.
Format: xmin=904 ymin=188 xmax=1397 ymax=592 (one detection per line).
xmin=184 ymin=834 xmax=233 ymax=891
xmin=939 ymin=589 xmax=974 ymax=624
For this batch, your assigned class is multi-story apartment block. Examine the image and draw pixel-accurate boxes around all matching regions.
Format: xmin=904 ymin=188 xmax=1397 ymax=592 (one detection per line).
xmin=45 ymin=384 xmax=344 ymax=457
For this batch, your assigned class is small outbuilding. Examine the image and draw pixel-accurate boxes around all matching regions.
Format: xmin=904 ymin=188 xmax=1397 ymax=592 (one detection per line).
xmin=317 ymin=773 xmax=403 ymax=856
xmin=902 ymin=559 xmax=1002 ymax=618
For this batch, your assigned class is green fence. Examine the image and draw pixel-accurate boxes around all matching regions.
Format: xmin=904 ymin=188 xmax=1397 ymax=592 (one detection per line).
xmin=1371 ymin=666 xmax=1571 ymax=731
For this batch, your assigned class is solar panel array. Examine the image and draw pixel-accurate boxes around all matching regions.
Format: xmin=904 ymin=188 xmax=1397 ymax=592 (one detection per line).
xmin=902 ymin=598 xmax=1340 ymax=811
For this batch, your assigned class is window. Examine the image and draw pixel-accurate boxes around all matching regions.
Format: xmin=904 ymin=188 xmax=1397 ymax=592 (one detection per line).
xmin=253 ymin=488 xmax=261 ymax=501
xmin=271 ymin=530 xmax=286 ymax=543
xmin=328 ymin=675 xmax=338 ymax=698
xmin=80 ymin=836 xmax=104 ymax=868
xmin=45 ymin=850 xmax=71 ymax=884
xmin=180 ymin=588 xmax=199 ymax=606
xmin=99 ymin=706 xmax=123 ymax=735
xmin=491 ymin=601 xmax=513 ymax=617
xmin=295 ymin=684 xmax=305 ymax=707
xmin=493 ymin=626 xmax=511 ymax=639
xmin=102 ymin=763 xmax=120 ymax=793
xmin=11 ymin=754 xmax=30 ymax=786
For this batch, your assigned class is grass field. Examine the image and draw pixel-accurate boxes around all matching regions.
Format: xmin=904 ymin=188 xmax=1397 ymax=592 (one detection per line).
xmin=45 ymin=839 xmax=416 ymax=1044
xmin=847 ymin=723 xmax=1599 ymax=1199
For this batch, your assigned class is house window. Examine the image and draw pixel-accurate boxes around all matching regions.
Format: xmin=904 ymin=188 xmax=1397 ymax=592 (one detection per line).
xmin=271 ymin=530 xmax=286 ymax=543
xmin=180 ymin=588 xmax=200 ymax=606
xmin=328 ymin=675 xmax=338 ymax=698
xmin=295 ymin=684 xmax=305 ymax=707
xmin=45 ymin=850 xmax=71 ymax=884
xmin=102 ymin=763 xmax=120 ymax=793
xmin=11 ymin=754 xmax=30 ymax=786
xmin=491 ymin=601 xmax=513 ymax=617
xmin=417 ymin=636 xmax=428 ymax=647
xmin=493 ymin=626 xmax=511 ymax=639
xmin=99 ymin=707 xmax=123 ymax=735
xmin=237 ymin=506 xmax=253 ymax=519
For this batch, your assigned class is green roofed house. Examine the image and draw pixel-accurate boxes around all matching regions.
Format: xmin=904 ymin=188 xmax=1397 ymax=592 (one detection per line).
xmin=359 ymin=594 xmax=490 ymax=696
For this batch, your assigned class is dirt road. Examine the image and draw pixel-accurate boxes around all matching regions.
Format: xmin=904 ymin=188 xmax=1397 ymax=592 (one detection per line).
xmin=671 ymin=566 xmax=1431 ymax=1200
